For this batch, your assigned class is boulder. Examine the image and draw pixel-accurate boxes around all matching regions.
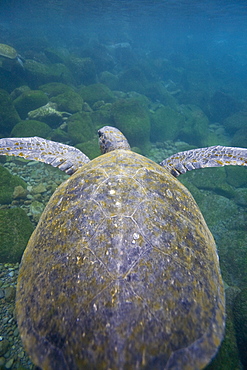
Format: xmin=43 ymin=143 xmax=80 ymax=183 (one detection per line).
xmin=13 ymin=89 xmax=48 ymax=119
xmin=39 ymin=82 xmax=74 ymax=97
xmin=76 ymin=139 xmax=101 ymax=160
xmin=10 ymin=119 xmax=51 ymax=138
xmin=0 ymin=89 xmax=20 ymax=136
xmin=0 ymin=166 xmax=27 ymax=204
xmin=68 ymin=56 xmax=97 ymax=85
xmin=0 ymin=207 xmax=34 ymax=263
xmin=25 ymin=59 xmax=74 ymax=88
xmin=51 ymin=90 xmax=83 ymax=113
xmin=150 ymin=105 xmax=183 ymax=142
xmin=233 ymin=288 xmax=247 ymax=367
xmin=111 ymin=98 xmax=150 ymax=151
xmin=209 ymin=91 xmax=241 ymax=123
xmin=67 ymin=112 xmax=94 ymax=144
xmin=78 ymin=83 xmax=115 ymax=106
xmin=27 ymin=102 xmax=65 ymax=127
xmin=179 ymin=104 xmax=210 ymax=147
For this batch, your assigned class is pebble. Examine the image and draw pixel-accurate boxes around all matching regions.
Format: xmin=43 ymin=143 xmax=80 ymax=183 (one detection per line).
xmin=5 ymin=358 xmax=14 ymax=369
xmin=2 ymin=160 xmax=67 ymax=227
xmin=31 ymin=183 xmax=47 ymax=194
xmin=29 ymin=200 xmax=45 ymax=222
xmin=0 ymin=357 xmax=5 ymax=366
xmin=4 ymin=287 xmax=16 ymax=302
xmin=0 ymin=339 xmax=9 ymax=356
xmin=12 ymin=185 xmax=27 ymax=200
xmin=0 ymin=263 xmax=34 ymax=369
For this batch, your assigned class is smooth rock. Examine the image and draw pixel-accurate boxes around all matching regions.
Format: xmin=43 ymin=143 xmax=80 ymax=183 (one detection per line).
xmin=5 ymin=358 xmax=14 ymax=369
xmin=12 ymin=185 xmax=27 ymax=199
xmin=4 ymin=286 xmax=16 ymax=301
xmin=31 ymin=183 xmax=47 ymax=194
xmin=0 ymin=339 xmax=9 ymax=356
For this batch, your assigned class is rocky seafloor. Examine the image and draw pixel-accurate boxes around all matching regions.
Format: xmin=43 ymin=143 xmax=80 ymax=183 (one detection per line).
xmin=0 ymin=160 xmax=69 ymax=369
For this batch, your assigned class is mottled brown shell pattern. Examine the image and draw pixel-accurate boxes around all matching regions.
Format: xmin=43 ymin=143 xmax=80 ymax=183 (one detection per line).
xmin=16 ymin=149 xmax=225 ymax=370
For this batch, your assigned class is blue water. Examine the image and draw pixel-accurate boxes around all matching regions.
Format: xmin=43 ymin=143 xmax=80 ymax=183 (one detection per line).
xmin=0 ymin=1 xmax=247 ymax=369
xmin=0 ymin=1 xmax=246 ymax=103
xmin=1 ymin=1 xmax=247 ymax=67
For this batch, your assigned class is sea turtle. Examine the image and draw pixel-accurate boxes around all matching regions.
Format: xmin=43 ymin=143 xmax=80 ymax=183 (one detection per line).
xmin=0 ymin=126 xmax=246 ymax=370
xmin=0 ymin=43 xmax=24 ymax=71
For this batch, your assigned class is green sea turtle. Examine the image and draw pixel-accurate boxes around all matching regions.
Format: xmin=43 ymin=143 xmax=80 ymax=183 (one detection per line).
xmin=0 ymin=43 xmax=24 ymax=71
xmin=0 ymin=126 xmax=246 ymax=370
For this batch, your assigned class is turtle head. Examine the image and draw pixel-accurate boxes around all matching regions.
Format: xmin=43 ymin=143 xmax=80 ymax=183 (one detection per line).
xmin=98 ymin=126 xmax=131 ymax=154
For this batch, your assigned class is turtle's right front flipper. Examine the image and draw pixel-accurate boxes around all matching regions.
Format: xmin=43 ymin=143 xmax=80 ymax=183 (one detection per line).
xmin=0 ymin=137 xmax=90 ymax=175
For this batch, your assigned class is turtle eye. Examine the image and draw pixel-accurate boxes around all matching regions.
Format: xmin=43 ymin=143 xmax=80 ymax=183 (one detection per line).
xmin=98 ymin=129 xmax=103 ymax=137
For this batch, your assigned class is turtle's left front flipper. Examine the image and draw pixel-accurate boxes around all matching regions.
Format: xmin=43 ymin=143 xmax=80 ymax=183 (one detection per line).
xmin=160 ymin=146 xmax=247 ymax=177
xmin=0 ymin=137 xmax=90 ymax=175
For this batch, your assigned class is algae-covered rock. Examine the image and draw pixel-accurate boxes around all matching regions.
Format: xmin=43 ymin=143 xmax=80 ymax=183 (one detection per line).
xmin=0 ymin=207 xmax=34 ymax=263
xmin=206 ymin=287 xmax=242 ymax=370
xmin=69 ymin=56 xmax=97 ymax=85
xmin=234 ymin=288 xmax=247 ymax=367
xmin=234 ymin=188 xmax=247 ymax=207
xmin=78 ymin=83 xmax=115 ymax=105
xmin=67 ymin=112 xmax=94 ymax=144
xmin=179 ymin=104 xmax=210 ymax=147
xmin=178 ymin=89 xmax=210 ymax=113
xmin=13 ymin=89 xmax=49 ymax=119
xmin=0 ymin=166 xmax=27 ymax=204
xmin=30 ymin=200 xmax=45 ymax=223
xmin=150 ymin=105 xmax=183 ymax=142
xmin=0 ymin=89 xmax=20 ymax=135
xmin=51 ymin=90 xmax=83 ymax=113
xmin=209 ymin=91 xmax=241 ymax=123
xmin=10 ymin=85 xmax=31 ymax=100
xmin=180 ymin=169 xmax=240 ymax=229
xmin=27 ymin=102 xmax=65 ymax=127
xmin=0 ymin=338 xmax=10 ymax=356
xmin=99 ymin=71 xmax=119 ymax=90
xmin=220 ymin=229 xmax=247 ymax=286
xmin=25 ymin=60 xmax=51 ymax=87
xmin=186 ymin=167 xmax=235 ymax=198
xmin=76 ymin=138 xmax=101 ymax=160
xmin=91 ymin=103 xmax=113 ymax=127
xmin=0 ymin=68 xmax=24 ymax=93
xmin=178 ymin=179 xmax=205 ymax=206
xmin=183 ymin=176 xmax=246 ymax=287
xmin=118 ymin=67 xmax=148 ymax=94
xmin=44 ymin=47 xmax=69 ymax=64
xmin=111 ymin=98 xmax=150 ymax=149
xmin=153 ymin=57 xmax=183 ymax=84
xmin=12 ymin=185 xmax=27 ymax=199
xmin=146 ymin=81 xmax=178 ymax=108
xmin=224 ymin=111 xmax=247 ymax=134
xmin=182 ymin=59 xmax=212 ymax=93
xmin=11 ymin=120 xmax=51 ymax=138
xmin=231 ymin=128 xmax=247 ymax=148
xmin=49 ymin=128 xmax=70 ymax=143
xmin=220 ymin=107 xmax=247 ymax=147
xmin=39 ymin=82 xmax=74 ymax=97
xmin=25 ymin=60 xmax=74 ymax=88
xmin=226 ymin=166 xmax=247 ymax=188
